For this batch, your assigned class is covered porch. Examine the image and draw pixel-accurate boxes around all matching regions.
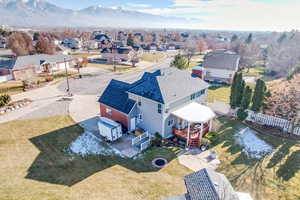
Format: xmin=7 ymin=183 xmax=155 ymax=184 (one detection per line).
xmin=171 ymin=102 xmax=216 ymax=148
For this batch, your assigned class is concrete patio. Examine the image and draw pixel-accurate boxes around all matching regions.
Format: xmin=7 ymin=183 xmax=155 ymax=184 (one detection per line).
xmin=109 ymin=134 xmax=140 ymax=158
xmin=178 ymin=149 xmax=220 ymax=172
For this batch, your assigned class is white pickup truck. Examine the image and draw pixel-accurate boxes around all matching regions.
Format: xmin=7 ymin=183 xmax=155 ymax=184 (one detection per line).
xmin=98 ymin=117 xmax=123 ymax=142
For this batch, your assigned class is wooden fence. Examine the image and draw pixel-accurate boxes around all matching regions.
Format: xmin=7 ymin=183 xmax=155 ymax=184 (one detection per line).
xmin=246 ymin=110 xmax=300 ymax=136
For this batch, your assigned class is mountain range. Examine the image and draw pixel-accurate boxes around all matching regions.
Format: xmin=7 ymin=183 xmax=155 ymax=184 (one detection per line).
xmin=0 ymin=0 xmax=194 ymax=28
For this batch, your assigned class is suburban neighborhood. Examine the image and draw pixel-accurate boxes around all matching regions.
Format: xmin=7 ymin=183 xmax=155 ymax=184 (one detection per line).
xmin=0 ymin=1 xmax=300 ymax=200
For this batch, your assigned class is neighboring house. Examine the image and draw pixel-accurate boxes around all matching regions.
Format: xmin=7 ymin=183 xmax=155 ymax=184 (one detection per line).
xmin=85 ymin=40 xmax=99 ymax=50
xmin=0 ymin=37 xmax=7 ymax=48
xmin=0 ymin=58 xmax=13 ymax=82
xmin=101 ymin=46 xmax=142 ymax=63
xmin=99 ymin=68 xmax=215 ymax=146
xmin=202 ymin=50 xmax=240 ymax=83
xmin=164 ymin=168 xmax=252 ymax=200
xmin=0 ymin=54 xmax=75 ymax=81
xmin=62 ymin=38 xmax=82 ymax=49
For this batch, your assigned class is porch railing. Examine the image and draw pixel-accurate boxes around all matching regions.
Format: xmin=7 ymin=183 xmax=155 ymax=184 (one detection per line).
xmin=132 ymin=131 xmax=149 ymax=146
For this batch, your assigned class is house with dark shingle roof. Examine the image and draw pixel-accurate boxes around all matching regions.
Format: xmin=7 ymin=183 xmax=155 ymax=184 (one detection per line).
xmin=202 ymin=50 xmax=240 ymax=83
xmin=99 ymin=67 xmax=216 ymax=142
xmin=164 ymin=168 xmax=252 ymax=200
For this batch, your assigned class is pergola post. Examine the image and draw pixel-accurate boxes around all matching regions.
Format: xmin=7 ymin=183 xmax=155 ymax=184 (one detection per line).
xmin=209 ymin=119 xmax=213 ymax=131
xmin=200 ymin=122 xmax=204 ymax=137
xmin=186 ymin=121 xmax=190 ymax=149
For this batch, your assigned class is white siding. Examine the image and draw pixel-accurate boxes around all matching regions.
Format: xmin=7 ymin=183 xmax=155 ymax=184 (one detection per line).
xmin=0 ymin=75 xmax=13 ymax=83
xmin=205 ymin=68 xmax=235 ymax=80
xmin=129 ymin=93 xmax=164 ymax=136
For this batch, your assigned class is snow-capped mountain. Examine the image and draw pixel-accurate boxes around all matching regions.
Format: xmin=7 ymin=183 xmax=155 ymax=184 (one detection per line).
xmin=0 ymin=0 xmax=193 ymax=28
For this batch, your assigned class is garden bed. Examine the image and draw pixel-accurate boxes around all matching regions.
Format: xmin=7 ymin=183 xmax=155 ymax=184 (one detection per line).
xmin=0 ymin=98 xmax=32 ymax=115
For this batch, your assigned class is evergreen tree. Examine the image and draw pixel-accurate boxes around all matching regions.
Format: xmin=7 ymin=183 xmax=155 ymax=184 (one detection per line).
xmin=33 ymin=32 xmax=40 ymax=41
xmin=170 ymin=54 xmax=188 ymax=69
xmin=230 ymin=72 xmax=245 ymax=108
xmin=127 ymin=33 xmax=134 ymax=47
xmin=251 ymin=79 xmax=266 ymax=112
xmin=230 ymin=73 xmax=238 ymax=108
xmin=241 ymin=86 xmax=252 ymax=109
xmin=245 ymin=33 xmax=253 ymax=44
xmin=231 ymin=34 xmax=238 ymax=42
xmin=236 ymin=74 xmax=245 ymax=107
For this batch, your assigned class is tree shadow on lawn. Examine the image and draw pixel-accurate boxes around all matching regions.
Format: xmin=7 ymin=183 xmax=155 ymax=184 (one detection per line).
xmin=214 ymin=118 xmax=300 ymax=182
xmin=25 ymin=123 xmax=179 ymax=187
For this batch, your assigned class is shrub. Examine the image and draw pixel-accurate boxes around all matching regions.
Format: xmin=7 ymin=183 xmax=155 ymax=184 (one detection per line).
xmin=45 ymin=76 xmax=54 ymax=82
xmin=200 ymin=138 xmax=211 ymax=148
xmin=0 ymin=94 xmax=11 ymax=107
xmin=204 ymin=131 xmax=218 ymax=142
xmin=151 ymin=132 xmax=163 ymax=147
xmin=237 ymin=109 xmax=248 ymax=121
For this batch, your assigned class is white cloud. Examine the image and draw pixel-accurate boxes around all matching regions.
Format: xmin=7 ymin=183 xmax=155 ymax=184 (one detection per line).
xmin=127 ymin=3 xmax=151 ymax=8
xmin=138 ymin=0 xmax=300 ymax=31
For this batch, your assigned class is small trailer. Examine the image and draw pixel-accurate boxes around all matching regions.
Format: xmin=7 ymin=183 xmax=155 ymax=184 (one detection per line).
xmin=98 ymin=117 xmax=123 ymax=142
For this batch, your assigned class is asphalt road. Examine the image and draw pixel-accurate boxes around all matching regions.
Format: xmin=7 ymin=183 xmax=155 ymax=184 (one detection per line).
xmin=0 ymin=57 xmax=172 ymax=123
xmin=57 ymin=57 xmax=172 ymax=96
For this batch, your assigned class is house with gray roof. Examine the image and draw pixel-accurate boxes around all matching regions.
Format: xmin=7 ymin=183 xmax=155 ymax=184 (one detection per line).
xmin=99 ymin=68 xmax=216 ymax=146
xmin=202 ymin=50 xmax=240 ymax=83
xmin=164 ymin=168 xmax=252 ymax=200
xmin=0 ymin=54 xmax=75 ymax=81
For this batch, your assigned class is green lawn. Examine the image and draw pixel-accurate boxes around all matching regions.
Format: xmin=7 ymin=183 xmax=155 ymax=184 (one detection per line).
xmin=141 ymin=52 xmax=166 ymax=62
xmin=0 ymin=115 xmax=191 ymax=200
xmin=208 ymin=86 xmax=231 ymax=103
xmin=212 ymin=118 xmax=300 ymax=200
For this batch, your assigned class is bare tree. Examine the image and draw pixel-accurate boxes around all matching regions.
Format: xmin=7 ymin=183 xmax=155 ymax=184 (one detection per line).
xmin=266 ymin=31 xmax=300 ymax=77
xmin=197 ymin=38 xmax=208 ymax=54
xmin=184 ymin=40 xmax=198 ymax=67
xmin=8 ymin=32 xmax=35 ymax=56
xmin=35 ymin=36 xmax=56 ymax=54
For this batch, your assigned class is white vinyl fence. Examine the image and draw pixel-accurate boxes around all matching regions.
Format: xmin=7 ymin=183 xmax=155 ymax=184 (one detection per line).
xmin=246 ymin=110 xmax=300 ymax=136
xmin=0 ymin=75 xmax=13 ymax=83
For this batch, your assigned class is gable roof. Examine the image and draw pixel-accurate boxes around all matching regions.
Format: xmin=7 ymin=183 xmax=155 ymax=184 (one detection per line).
xmin=184 ymin=168 xmax=239 ymax=200
xmin=99 ymin=68 xmax=209 ymax=114
xmin=203 ymin=50 xmax=240 ymax=71
xmin=98 ymin=79 xmax=136 ymax=114
xmin=128 ymin=68 xmax=209 ymax=104
xmin=9 ymin=54 xmax=74 ymax=70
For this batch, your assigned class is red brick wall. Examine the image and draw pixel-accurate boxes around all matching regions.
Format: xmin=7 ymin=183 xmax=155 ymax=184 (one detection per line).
xmin=12 ymin=67 xmax=36 ymax=81
xmin=0 ymin=68 xmax=10 ymax=76
xmin=100 ymin=103 xmax=129 ymax=128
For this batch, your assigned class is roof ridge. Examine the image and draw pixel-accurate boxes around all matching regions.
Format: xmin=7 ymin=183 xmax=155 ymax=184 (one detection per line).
xmin=204 ymin=169 xmax=221 ymax=200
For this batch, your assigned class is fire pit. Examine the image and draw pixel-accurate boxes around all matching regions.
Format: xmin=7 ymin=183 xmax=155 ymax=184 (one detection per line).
xmin=152 ymin=158 xmax=168 ymax=168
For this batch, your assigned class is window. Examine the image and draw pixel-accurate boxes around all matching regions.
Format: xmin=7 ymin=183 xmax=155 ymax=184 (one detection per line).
xmin=158 ymin=104 xmax=162 ymax=114
xmin=168 ymin=119 xmax=174 ymax=126
xmin=106 ymin=108 xmax=112 ymax=115
xmin=137 ymin=114 xmax=143 ymax=123
xmin=138 ymin=97 xmax=142 ymax=106
xmin=191 ymin=93 xmax=196 ymax=100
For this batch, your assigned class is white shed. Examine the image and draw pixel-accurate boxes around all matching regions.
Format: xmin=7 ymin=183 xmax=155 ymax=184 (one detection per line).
xmin=98 ymin=117 xmax=123 ymax=142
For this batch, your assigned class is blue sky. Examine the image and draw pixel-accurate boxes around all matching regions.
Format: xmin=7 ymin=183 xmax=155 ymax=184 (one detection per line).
xmin=48 ymin=0 xmax=300 ymax=31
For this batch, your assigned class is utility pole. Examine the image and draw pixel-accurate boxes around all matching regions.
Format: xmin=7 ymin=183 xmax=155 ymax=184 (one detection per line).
xmin=64 ymin=58 xmax=70 ymax=96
